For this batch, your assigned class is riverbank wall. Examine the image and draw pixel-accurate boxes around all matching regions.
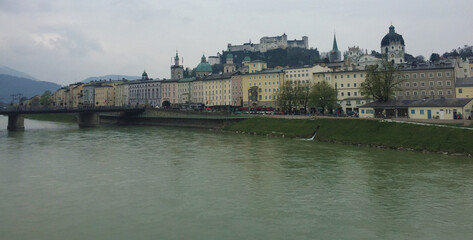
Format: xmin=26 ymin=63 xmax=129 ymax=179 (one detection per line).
xmin=223 ymin=117 xmax=473 ymax=156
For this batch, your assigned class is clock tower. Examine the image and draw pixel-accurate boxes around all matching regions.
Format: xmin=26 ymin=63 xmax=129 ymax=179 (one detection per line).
xmin=381 ymin=25 xmax=405 ymax=64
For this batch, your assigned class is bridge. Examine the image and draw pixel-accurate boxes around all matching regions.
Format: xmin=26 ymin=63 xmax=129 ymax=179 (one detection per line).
xmin=0 ymin=106 xmax=146 ymax=131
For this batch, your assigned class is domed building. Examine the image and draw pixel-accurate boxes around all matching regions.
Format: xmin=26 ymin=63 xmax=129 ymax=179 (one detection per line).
xmin=381 ymin=25 xmax=405 ymax=64
xmin=142 ymin=70 xmax=149 ymax=80
xmin=196 ymin=54 xmax=212 ymax=78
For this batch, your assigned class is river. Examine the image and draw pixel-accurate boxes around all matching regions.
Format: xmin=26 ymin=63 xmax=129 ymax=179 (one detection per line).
xmin=0 ymin=115 xmax=472 ymax=239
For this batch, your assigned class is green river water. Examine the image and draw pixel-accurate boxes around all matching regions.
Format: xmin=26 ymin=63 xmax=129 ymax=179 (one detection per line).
xmin=0 ymin=116 xmax=472 ymax=239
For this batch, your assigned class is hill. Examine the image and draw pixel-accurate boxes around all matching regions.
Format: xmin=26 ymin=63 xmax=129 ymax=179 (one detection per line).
xmin=0 ymin=74 xmax=61 ymax=104
xmin=0 ymin=65 xmax=39 ymax=81
xmin=224 ymin=48 xmax=321 ymax=68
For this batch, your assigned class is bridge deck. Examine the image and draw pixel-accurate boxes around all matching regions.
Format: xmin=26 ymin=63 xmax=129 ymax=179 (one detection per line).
xmin=0 ymin=107 xmax=146 ymax=115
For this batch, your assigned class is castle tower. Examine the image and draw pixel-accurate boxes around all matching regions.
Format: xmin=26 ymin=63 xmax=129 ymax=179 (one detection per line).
xmin=171 ymin=51 xmax=184 ymax=80
xmin=381 ymin=25 xmax=405 ymax=64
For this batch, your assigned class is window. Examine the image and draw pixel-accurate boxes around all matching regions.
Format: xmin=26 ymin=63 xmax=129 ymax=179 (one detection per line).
xmin=413 ymin=82 xmax=417 ymax=87
xmin=405 ymin=74 xmax=410 ymax=79
xmin=347 ymin=74 xmax=350 ymax=78
xmin=361 ymin=109 xmax=365 ymax=114
xmin=413 ymin=73 xmax=417 ymax=79
xmin=447 ymin=90 xmax=451 ymax=95
xmin=420 ymin=73 xmax=425 ymax=78
xmin=421 ymin=91 xmax=426 ymax=96
xmin=354 ymin=92 xmax=358 ymax=96
xmin=354 ymin=83 xmax=357 ymax=87
xmin=437 ymin=81 xmax=442 ymax=86
xmin=341 ymin=84 xmax=344 ymax=87
xmin=354 ymin=74 xmax=357 ymax=78
xmin=438 ymin=90 xmax=443 ymax=95
xmin=348 ymin=92 xmax=351 ymax=96
xmin=405 ymin=82 xmax=410 ymax=87
xmin=413 ymin=91 xmax=418 ymax=96
xmin=360 ymin=74 xmax=364 ymax=78
xmin=446 ymin=81 xmax=451 ymax=86
xmin=420 ymin=110 xmax=425 ymax=115
xmin=429 ymin=73 xmax=434 ymax=78
xmin=446 ymin=72 xmax=451 ymax=77
xmin=406 ymin=91 xmax=410 ymax=96
xmin=411 ymin=109 xmax=415 ymax=114
xmin=437 ymin=72 xmax=442 ymax=77
xmin=459 ymin=89 xmax=463 ymax=94
xmin=429 ymin=81 xmax=434 ymax=86
xmin=341 ymin=92 xmax=344 ymax=96
xmin=430 ymin=91 xmax=434 ymax=95
xmin=347 ymin=83 xmax=350 ymax=87
xmin=421 ymin=82 xmax=425 ymax=87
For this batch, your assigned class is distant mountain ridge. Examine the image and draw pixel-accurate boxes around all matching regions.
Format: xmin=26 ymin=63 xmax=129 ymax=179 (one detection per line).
xmin=82 ymin=75 xmax=141 ymax=83
xmin=0 ymin=74 xmax=61 ymax=103
xmin=0 ymin=65 xmax=39 ymax=81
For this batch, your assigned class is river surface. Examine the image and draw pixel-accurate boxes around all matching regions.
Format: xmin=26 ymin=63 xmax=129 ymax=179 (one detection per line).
xmin=1 ymin=116 xmax=473 ymax=239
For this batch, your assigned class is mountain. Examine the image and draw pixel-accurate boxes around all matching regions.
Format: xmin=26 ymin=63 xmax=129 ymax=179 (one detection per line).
xmin=0 ymin=65 xmax=39 ymax=81
xmin=0 ymin=74 xmax=61 ymax=104
xmin=82 ymin=75 xmax=141 ymax=83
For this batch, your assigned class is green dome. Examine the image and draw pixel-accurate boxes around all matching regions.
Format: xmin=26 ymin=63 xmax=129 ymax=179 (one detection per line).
xmin=226 ymin=52 xmax=233 ymax=59
xmin=243 ymin=55 xmax=251 ymax=62
xmin=196 ymin=62 xmax=212 ymax=72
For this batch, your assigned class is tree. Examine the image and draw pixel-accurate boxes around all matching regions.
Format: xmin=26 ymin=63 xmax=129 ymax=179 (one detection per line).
xmin=415 ymin=55 xmax=425 ymax=63
xmin=308 ymin=81 xmax=337 ymax=113
xmin=360 ymin=60 xmax=402 ymax=102
xmin=275 ymin=82 xmax=298 ymax=113
xmin=40 ymin=90 xmax=52 ymax=107
xmin=430 ymin=53 xmax=440 ymax=62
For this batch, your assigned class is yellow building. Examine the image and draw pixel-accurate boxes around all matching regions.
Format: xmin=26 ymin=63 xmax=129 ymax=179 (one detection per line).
xmin=52 ymin=87 xmax=67 ymax=107
xmin=284 ymin=64 xmax=329 ymax=85
xmin=161 ymin=79 xmax=179 ymax=107
xmin=94 ymin=85 xmax=115 ymax=106
xmin=115 ymin=83 xmax=129 ymax=106
xmin=242 ymin=68 xmax=284 ymax=108
xmin=314 ymin=69 xmax=370 ymax=113
xmin=248 ymin=60 xmax=267 ymax=73
xmin=455 ymin=77 xmax=473 ymax=98
xmin=204 ymin=73 xmax=234 ymax=107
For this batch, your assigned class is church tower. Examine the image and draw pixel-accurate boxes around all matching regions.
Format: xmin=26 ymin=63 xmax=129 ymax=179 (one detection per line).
xmin=171 ymin=51 xmax=184 ymax=80
xmin=328 ymin=34 xmax=341 ymax=62
xmin=224 ymin=51 xmax=236 ymax=73
xmin=381 ymin=25 xmax=405 ymax=64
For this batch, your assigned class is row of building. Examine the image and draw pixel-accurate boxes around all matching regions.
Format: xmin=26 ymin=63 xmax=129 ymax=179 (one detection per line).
xmin=50 ymin=25 xmax=473 ymax=118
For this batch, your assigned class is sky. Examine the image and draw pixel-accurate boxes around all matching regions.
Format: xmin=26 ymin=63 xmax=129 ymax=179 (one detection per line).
xmin=0 ymin=0 xmax=472 ymax=85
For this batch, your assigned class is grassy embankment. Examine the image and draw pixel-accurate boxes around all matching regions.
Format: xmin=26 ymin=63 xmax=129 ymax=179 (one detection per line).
xmin=223 ymin=117 xmax=473 ymax=155
xmin=24 ymin=114 xmax=77 ymax=123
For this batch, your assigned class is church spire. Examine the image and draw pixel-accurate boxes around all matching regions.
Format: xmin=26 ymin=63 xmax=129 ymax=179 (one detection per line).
xmin=332 ymin=34 xmax=339 ymax=51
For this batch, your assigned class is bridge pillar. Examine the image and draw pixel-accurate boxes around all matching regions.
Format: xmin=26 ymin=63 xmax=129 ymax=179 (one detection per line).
xmin=7 ymin=114 xmax=25 ymax=131
xmin=78 ymin=112 xmax=100 ymax=128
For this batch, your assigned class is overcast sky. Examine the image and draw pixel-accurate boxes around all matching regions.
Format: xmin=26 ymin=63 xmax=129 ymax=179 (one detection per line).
xmin=1 ymin=0 xmax=472 ymax=85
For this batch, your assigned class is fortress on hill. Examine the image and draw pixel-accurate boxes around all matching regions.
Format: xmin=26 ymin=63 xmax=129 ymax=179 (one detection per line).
xmin=227 ymin=33 xmax=308 ymax=53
